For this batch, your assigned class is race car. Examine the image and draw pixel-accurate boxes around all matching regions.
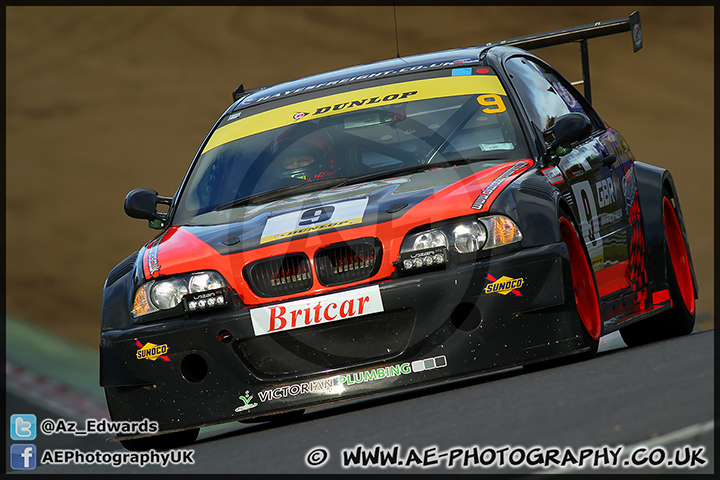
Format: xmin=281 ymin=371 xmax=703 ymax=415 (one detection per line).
xmin=100 ymin=11 xmax=697 ymax=450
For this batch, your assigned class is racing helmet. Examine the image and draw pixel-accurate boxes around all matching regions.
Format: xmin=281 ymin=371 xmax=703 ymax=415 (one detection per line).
xmin=271 ymin=130 xmax=336 ymax=182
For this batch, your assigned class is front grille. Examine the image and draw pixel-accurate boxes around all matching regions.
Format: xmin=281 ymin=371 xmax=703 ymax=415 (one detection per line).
xmin=244 ymin=254 xmax=312 ymax=297
xmin=315 ymin=239 xmax=382 ymax=286
xmin=235 ymin=309 xmax=415 ymax=378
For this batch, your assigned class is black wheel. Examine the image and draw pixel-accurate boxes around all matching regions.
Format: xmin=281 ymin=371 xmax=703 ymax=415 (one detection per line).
xmin=620 ymin=189 xmax=695 ymax=346
xmin=524 ymin=214 xmax=600 ymax=372
xmin=119 ymin=428 xmax=200 ymax=452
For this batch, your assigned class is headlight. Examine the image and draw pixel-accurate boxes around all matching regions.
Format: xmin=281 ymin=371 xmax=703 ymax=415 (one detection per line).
xmin=398 ymin=216 xmax=522 ymax=272
xmin=411 ymin=230 xmax=448 ymax=250
xmin=151 ymin=277 xmax=189 ymax=310
xmin=133 ymin=271 xmax=229 ymax=318
xmin=451 ymin=222 xmax=487 ymax=253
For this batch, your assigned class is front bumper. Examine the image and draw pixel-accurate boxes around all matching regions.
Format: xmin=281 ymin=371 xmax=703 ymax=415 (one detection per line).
xmin=101 ymin=242 xmax=587 ymax=437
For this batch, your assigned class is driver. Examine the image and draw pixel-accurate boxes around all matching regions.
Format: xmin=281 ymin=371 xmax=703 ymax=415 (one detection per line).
xmin=272 ymin=130 xmax=336 ymax=182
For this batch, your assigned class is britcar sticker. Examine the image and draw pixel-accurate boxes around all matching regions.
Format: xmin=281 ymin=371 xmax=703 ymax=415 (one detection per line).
xmin=260 ymin=197 xmax=369 ymax=244
xmin=135 ymin=340 xmax=170 ymax=362
xmin=250 ymin=285 xmax=384 ymax=336
xmin=484 ymin=274 xmax=523 ymax=296
xmin=256 ymin=355 xmax=447 ymax=403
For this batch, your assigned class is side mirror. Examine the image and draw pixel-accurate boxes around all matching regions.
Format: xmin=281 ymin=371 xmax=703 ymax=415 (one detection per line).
xmin=543 ymin=112 xmax=593 ymax=154
xmin=124 ymin=188 xmax=172 ymax=229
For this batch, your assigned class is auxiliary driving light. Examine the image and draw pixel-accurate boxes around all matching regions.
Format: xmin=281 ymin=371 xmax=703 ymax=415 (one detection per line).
xmin=184 ymin=289 xmax=227 ymax=313
xmin=399 ymin=247 xmax=448 ymax=271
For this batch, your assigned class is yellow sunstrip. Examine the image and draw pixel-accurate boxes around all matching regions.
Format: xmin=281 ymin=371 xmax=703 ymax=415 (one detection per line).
xmin=202 ymin=75 xmax=507 ymax=154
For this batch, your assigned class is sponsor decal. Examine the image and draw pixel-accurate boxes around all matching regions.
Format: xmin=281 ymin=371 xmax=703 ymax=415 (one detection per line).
xmin=260 ymin=197 xmax=369 ymax=244
xmin=258 ymin=378 xmax=335 ymax=402
xmin=596 ymin=177 xmax=618 ymax=208
xmin=257 ymin=356 xmax=448 ymax=402
xmin=571 ymin=181 xmax=604 ymax=269
xmin=541 ymin=166 xmax=564 ymax=185
xmin=250 ymin=285 xmax=384 ymax=336
xmin=336 ymin=355 xmax=447 ymax=387
xmin=311 ymin=91 xmax=417 ymax=117
xmin=202 ymin=75 xmax=506 ymax=155
xmin=235 ymin=390 xmax=259 ymax=413
xmin=241 ymin=58 xmax=480 ymax=106
xmin=484 ymin=274 xmax=523 ymax=296
xmin=452 ymin=68 xmax=472 ymax=76
xmin=293 ymin=112 xmax=308 ymax=120
xmin=558 ymin=144 xmax=598 ymax=178
xmin=135 ymin=340 xmax=170 ymax=362
xmin=632 ymin=23 xmax=643 ymax=51
xmin=147 ymin=240 xmax=161 ymax=275
xmin=472 ymin=160 xmax=531 ymax=210
xmin=621 ymin=164 xmax=637 ymax=211
xmin=552 ymin=81 xmax=583 ymax=113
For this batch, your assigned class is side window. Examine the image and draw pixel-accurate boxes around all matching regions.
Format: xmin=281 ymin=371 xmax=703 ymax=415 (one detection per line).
xmin=505 ymin=57 xmax=601 ymax=134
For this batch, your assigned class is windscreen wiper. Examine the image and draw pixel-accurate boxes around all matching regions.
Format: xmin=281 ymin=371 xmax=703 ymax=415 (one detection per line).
xmin=215 ymin=177 xmax=351 ymax=211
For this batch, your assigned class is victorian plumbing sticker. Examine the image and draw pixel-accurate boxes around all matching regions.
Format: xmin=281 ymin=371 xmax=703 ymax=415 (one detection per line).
xmin=235 ymin=391 xmax=258 ymax=412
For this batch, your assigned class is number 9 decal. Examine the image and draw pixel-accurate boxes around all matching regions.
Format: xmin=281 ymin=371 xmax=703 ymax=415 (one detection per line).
xmin=261 ymin=198 xmax=368 ymax=244
xmin=298 ymin=206 xmax=335 ymax=226
xmin=477 ymin=94 xmax=506 ymax=114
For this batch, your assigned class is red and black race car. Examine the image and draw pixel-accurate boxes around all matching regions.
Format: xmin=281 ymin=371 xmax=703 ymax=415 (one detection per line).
xmin=101 ymin=11 xmax=696 ymax=450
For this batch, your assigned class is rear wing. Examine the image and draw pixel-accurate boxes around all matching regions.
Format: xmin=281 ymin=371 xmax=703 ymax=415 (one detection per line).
xmin=482 ymin=11 xmax=642 ymax=104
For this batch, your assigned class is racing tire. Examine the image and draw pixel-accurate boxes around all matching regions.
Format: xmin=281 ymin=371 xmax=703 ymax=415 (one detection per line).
xmin=619 ymin=190 xmax=695 ymax=347
xmin=558 ymin=214 xmax=601 ymax=359
xmin=523 ymin=214 xmax=600 ymax=371
xmin=119 ymin=427 xmax=200 ymax=452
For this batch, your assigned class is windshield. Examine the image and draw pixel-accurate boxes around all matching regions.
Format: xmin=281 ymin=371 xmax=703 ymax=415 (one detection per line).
xmin=173 ymin=68 xmax=530 ymax=225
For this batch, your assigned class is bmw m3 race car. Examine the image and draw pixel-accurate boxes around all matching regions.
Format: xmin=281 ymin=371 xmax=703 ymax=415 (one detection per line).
xmin=100 ymin=11 xmax=697 ymax=450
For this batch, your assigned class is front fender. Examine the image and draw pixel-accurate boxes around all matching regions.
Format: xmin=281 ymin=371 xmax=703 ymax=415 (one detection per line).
xmin=501 ymin=171 xmax=564 ymax=248
xmin=101 ymin=251 xmax=140 ymax=333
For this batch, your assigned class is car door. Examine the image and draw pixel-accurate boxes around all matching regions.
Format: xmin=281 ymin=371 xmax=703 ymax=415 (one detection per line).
xmin=504 ymin=55 xmax=637 ymax=303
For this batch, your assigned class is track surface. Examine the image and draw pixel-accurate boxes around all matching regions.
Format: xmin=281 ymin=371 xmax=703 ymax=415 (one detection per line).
xmin=16 ymin=330 xmax=713 ymax=474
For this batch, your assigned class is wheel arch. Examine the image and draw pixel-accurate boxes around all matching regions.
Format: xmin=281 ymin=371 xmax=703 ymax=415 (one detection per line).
xmin=101 ymin=250 xmax=141 ymax=333
xmin=634 ymin=161 xmax=698 ymax=298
